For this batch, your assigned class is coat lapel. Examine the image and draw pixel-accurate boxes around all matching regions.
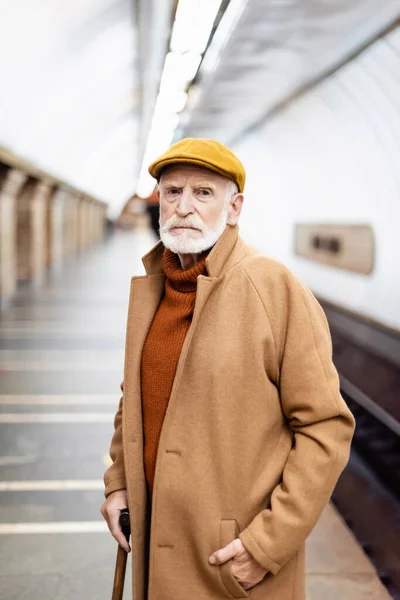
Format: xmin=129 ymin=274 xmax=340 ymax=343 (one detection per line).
xmin=123 ymin=273 xmax=165 ymax=440
xmin=122 ymin=273 xmax=164 ymax=600
xmin=123 ymin=224 xmax=251 ymax=442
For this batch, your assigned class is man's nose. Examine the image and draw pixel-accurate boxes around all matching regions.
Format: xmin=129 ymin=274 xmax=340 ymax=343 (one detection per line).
xmin=175 ymin=190 xmax=195 ymax=216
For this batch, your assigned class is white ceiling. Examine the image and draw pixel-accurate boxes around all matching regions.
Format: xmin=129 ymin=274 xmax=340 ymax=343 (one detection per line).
xmin=182 ymin=0 xmax=400 ymax=144
xmin=0 ymin=0 xmax=139 ymax=217
xmin=0 ymin=0 xmax=399 ymax=217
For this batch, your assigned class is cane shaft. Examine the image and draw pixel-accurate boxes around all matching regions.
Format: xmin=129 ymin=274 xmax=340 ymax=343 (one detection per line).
xmin=111 ymin=508 xmax=130 ymax=600
xmin=112 ymin=545 xmax=128 ymax=600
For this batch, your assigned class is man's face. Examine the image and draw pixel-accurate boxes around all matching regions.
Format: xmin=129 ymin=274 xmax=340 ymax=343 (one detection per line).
xmin=158 ymin=164 xmax=242 ymax=255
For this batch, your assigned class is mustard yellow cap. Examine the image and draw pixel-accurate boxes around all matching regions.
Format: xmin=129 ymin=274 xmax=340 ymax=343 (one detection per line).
xmin=148 ymin=138 xmax=246 ymax=192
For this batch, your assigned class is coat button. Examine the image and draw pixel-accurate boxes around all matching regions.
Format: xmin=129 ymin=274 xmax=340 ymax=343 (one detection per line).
xmin=165 ymin=449 xmax=182 ymax=456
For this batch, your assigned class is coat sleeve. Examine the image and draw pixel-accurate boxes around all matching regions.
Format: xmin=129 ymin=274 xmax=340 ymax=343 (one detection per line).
xmin=103 ymin=393 xmax=127 ymax=498
xmin=239 ymin=272 xmax=355 ymax=574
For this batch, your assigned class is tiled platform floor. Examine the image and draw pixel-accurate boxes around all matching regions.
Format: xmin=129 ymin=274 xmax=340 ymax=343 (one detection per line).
xmin=307 ymin=504 xmax=390 ymax=599
xmin=0 ymin=229 xmax=391 ymax=599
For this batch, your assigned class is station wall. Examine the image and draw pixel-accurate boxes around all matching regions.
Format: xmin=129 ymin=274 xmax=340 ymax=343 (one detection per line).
xmin=232 ymin=31 xmax=400 ymax=331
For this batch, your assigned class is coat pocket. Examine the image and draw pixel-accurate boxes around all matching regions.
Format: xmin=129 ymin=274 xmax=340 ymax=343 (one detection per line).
xmin=219 ymin=519 xmax=250 ymax=598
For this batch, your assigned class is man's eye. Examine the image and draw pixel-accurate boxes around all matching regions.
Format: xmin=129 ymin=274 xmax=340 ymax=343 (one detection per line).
xmin=168 ymin=189 xmax=179 ymax=194
xmin=198 ymin=189 xmax=211 ymax=196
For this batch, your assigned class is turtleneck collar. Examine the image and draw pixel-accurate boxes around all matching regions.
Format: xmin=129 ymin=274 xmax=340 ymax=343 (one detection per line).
xmin=142 ymin=225 xmax=249 ymax=279
xmin=162 ymin=248 xmax=208 ymax=293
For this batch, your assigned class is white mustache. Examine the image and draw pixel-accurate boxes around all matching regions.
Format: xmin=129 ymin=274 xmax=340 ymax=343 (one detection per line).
xmin=161 ymin=214 xmax=205 ymax=233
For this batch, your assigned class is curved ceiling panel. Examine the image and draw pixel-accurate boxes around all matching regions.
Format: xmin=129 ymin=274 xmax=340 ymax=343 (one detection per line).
xmin=182 ymin=0 xmax=400 ymax=144
xmin=0 ymin=0 xmax=138 ymax=217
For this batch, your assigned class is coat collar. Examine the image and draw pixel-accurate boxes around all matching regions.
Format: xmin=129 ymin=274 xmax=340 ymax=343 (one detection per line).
xmin=141 ymin=225 xmax=250 ymax=279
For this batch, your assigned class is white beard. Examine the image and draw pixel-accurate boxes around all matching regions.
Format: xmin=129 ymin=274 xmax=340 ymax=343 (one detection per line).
xmin=159 ymin=208 xmax=228 ymax=255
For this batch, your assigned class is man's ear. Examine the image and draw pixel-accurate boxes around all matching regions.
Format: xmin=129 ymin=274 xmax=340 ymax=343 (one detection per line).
xmin=227 ymin=193 xmax=244 ymax=225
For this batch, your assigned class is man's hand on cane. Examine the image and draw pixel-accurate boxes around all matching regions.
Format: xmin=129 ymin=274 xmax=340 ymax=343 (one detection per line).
xmin=101 ymin=489 xmax=131 ymax=553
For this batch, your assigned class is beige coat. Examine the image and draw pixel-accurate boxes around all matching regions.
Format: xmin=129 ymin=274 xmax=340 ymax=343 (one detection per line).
xmin=104 ymin=224 xmax=355 ymax=600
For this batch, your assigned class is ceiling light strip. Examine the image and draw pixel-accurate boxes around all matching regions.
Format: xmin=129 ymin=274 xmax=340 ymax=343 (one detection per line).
xmin=136 ymin=0 xmax=225 ymax=197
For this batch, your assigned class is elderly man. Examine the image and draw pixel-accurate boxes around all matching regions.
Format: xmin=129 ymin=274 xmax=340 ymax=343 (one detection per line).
xmin=101 ymin=138 xmax=355 ymax=600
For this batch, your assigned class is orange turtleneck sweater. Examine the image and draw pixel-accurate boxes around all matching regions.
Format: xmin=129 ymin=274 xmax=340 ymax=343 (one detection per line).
xmin=140 ymin=248 xmax=208 ymax=496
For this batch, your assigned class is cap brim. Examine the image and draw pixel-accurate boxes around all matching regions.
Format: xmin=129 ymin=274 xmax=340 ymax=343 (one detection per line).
xmin=149 ymin=157 xmax=241 ymax=191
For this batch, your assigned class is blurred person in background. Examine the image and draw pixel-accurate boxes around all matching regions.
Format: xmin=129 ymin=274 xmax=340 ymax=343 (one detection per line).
xmin=101 ymin=138 xmax=355 ymax=600
xmin=142 ymin=186 xmax=160 ymax=237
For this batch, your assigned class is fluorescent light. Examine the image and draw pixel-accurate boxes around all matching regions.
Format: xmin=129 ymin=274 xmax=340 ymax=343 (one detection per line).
xmin=160 ymin=52 xmax=202 ymax=91
xmin=136 ymin=0 xmax=225 ymax=198
xmin=201 ymin=0 xmax=250 ymax=76
xmin=177 ymin=0 xmax=249 ymax=131
xmin=170 ymin=0 xmax=223 ymax=54
xmin=180 ymin=51 xmax=203 ymax=80
xmin=156 ymin=90 xmax=188 ymax=113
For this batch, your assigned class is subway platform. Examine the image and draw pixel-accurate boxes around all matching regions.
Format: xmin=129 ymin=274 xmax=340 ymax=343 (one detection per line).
xmin=0 ymin=230 xmax=392 ymax=600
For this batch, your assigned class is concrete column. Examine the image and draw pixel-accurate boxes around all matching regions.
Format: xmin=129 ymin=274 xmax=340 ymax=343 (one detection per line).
xmin=62 ymin=194 xmax=71 ymax=258
xmin=47 ymin=188 xmax=67 ymax=272
xmin=102 ymin=205 xmax=107 ymax=238
xmin=97 ymin=204 xmax=106 ymax=241
xmin=90 ymin=202 xmax=97 ymax=244
xmin=62 ymin=193 xmax=79 ymax=258
xmin=30 ymin=182 xmax=51 ymax=286
xmin=95 ymin=205 xmax=101 ymax=241
xmin=0 ymin=168 xmax=27 ymax=308
xmin=78 ymin=197 xmax=87 ymax=251
xmin=85 ymin=201 xmax=91 ymax=248
xmin=92 ymin=203 xmax=98 ymax=242
xmin=70 ymin=195 xmax=80 ymax=255
xmin=16 ymin=178 xmax=38 ymax=283
xmin=78 ymin=198 xmax=104 ymax=250
xmin=86 ymin=201 xmax=94 ymax=247
xmin=92 ymin=203 xmax=98 ymax=243
xmin=87 ymin=201 xmax=94 ymax=246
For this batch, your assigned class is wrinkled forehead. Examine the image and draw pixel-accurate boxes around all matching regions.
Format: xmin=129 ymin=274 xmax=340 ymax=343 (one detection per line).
xmin=159 ymin=163 xmax=230 ymax=188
